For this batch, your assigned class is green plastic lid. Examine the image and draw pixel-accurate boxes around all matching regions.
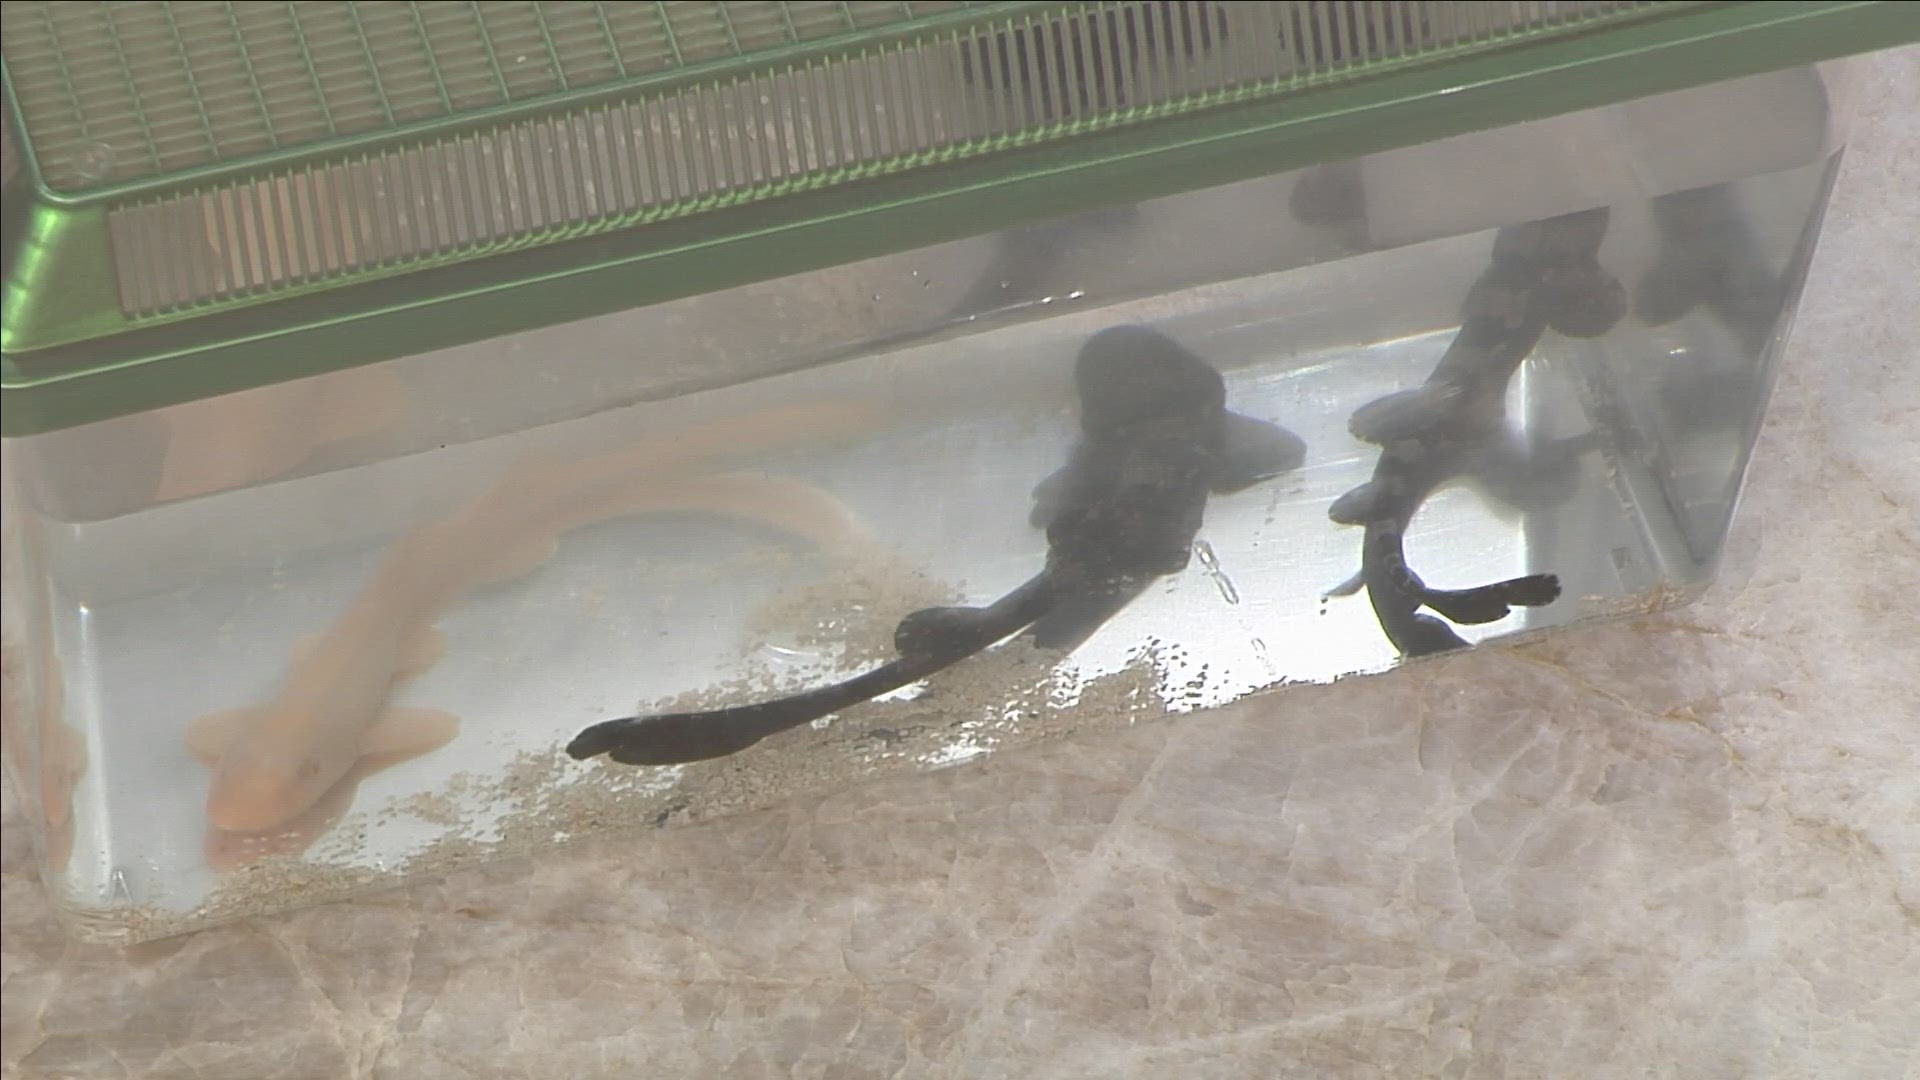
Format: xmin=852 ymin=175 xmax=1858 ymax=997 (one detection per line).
xmin=3 ymin=1 xmax=1916 ymax=434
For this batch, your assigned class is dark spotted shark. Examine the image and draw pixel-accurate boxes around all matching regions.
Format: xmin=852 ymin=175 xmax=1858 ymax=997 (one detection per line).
xmin=1326 ymin=207 xmax=1627 ymax=657
xmin=569 ymin=324 xmax=1305 ymax=765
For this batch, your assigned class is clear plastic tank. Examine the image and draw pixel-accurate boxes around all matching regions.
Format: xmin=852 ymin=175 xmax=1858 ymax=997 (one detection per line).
xmin=0 ymin=63 xmax=1848 ymax=940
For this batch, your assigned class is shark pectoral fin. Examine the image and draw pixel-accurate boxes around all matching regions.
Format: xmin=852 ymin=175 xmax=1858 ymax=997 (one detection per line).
xmin=894 ymin=605 xmax=995 ymax=658
xmin=1212 ymin=412 xmax=1308 ymax=494
xmin=1328 ymin=481 xmax=1391 ymax=526
xmin=394 ymin=627 xmax=450 ymax=684
xmin=183 ymin=707 xmax=270 ymax=767
xmin=355 ymin=707 xmax=461 ymax=773
xmin=204 ymin=772 xmax=366 ymax=872
xmin=1399 ymin=614 xmax=1472 ymax=658
xmin=1348 ymin=385 xmax=1460 ymax=444
xmin=897 ymin=572 xmax=1059 ymax=657
xmin=1325 ymin=569 xmax=1367 ymax=599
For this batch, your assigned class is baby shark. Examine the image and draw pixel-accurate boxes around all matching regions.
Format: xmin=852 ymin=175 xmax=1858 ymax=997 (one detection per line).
xmin=187 ymin=400 xmax=884 ymax=842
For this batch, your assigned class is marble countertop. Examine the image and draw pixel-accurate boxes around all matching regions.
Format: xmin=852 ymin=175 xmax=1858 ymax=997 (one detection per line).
xmin=4 ymin=46 xmax=1915 ymax=1080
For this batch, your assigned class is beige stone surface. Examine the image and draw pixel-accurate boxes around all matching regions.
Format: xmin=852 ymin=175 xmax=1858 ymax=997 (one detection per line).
xmin=4 ymin=46 xmax=1916 ymax=1080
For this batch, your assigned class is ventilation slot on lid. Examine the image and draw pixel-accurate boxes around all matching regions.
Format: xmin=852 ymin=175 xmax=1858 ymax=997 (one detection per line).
xmin=0 ymin=1 xmax=1670 ymax=320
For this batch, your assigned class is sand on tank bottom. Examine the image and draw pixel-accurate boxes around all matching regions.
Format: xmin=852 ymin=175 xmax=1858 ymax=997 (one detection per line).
xmin=42 ymin=562 xmax=1703 ymax=945
xmin=98 ymin=638 xmax=1178 ymax=944
xmin=71 ymin=553 xmax=1147 ymax=942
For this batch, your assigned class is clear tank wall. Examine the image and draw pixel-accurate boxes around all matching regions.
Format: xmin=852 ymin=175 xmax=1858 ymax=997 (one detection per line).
xmin=0 ymin=65 xmax=1845 ymax=940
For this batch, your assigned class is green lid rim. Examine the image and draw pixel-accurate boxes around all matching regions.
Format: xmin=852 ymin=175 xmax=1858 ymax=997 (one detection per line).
xmin=4 ymin=0 xmax=1915 ymax=436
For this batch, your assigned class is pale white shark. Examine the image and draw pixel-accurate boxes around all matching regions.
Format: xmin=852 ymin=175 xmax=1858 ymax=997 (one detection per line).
xmin=187 ymin=400 xmax=885 ymax=840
